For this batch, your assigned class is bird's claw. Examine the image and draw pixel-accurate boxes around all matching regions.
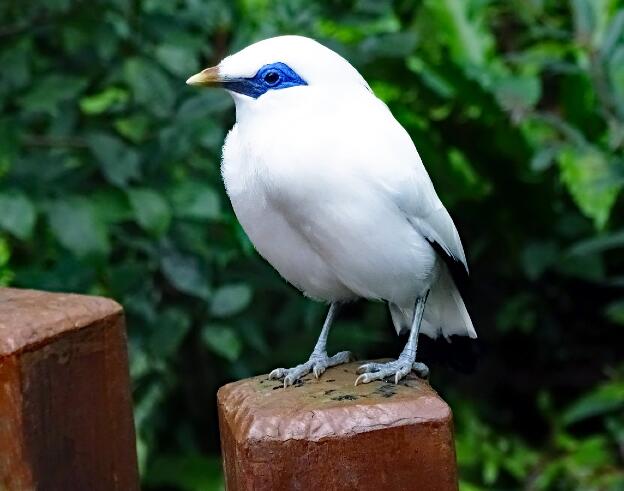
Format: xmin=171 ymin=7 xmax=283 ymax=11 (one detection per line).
xmin=269 ymin=350 xmax=351 ymax=387
xmin=354 ymin=359 xmax=429 ymax=386
xmin=269 ymin=368 xmax=285 ymax=379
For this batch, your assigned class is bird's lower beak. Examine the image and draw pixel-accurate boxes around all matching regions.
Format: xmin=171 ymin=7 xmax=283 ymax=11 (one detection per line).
xmin=186 ymin=66 xmax=223 ymax=87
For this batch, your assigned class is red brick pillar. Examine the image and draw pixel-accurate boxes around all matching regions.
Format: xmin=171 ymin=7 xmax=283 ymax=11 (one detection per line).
xmin=218 ymin=360 xmax=458 ymax=491
xmin=0 ymin=288 xmax=139 ymax=491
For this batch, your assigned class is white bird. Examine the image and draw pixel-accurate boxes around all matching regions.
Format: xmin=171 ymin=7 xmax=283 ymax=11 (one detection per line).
xmin=187 ymin=35 xmax=477 ymax=387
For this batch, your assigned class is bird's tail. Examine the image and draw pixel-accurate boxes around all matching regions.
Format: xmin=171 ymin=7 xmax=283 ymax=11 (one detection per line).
xmin=389 ymin=264 xmax=476 ymax=339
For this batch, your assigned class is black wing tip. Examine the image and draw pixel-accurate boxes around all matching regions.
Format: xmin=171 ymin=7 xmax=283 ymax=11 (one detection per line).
xmin=426 ymin=239 xmax=470 ymax=293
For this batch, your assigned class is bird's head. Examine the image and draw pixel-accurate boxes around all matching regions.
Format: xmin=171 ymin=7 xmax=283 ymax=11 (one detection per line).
xmin=186 ymin=35 xmax=370 ymax=113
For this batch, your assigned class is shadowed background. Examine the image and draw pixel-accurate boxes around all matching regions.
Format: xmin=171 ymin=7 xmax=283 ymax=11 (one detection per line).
xmin=1 ymin=0 xmax=623 ymax=489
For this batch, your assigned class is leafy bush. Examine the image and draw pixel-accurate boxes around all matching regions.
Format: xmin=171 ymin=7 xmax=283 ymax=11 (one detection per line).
xmin=1 ymin=0 xmax=623 ymax=489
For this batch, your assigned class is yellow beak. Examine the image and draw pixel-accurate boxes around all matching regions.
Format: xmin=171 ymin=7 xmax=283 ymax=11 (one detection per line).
xmin=186 ymin=66 xmax=222 ymax=87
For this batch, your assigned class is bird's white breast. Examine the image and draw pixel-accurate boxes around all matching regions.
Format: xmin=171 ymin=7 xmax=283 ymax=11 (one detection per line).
xmin=222 ymin=123 xmax=355 ymax=301
xmin=221 ymin=88 xmax=438 ymax=306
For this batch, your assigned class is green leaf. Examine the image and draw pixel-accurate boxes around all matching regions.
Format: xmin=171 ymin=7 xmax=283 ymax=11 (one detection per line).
xmin=135 ymin=435 xmax=148 ymax=478
xmin=600 ymin=10 xmax=624 ymax=58
xmin=359 ymin=32 xmax=419 ymax=60
xmin=124 ymin=57 xmax=174 ymax=117
xmin=87 ymin=132 xmax=141 ymax=187
xmin=406 ymin=56 xmax=456 ymax=98
xmin=0 ymin=191 xmax=36 ymax=239
xmin=148 ymin=308 xmax=192 ymax=359
xmin=494 ymin=75 xmax=541 ymax=116
xmin=0 ymin=238 xmax=10 ymax=267
xmin=129 ymin=343 xmax=150 ymax=380
xmin=569 ymin=436 xmax=614 ymax=469
xmin=145 ymin=454 xmax=223 ymax=491
xmin=585 ymin=0 xmax=620 ymax=47
xmin=496 ymin=293 xmax=537 ymax=333
xmin=425 ymin=0 xmax=494 ymax=67
xmin=201 ymin=324 xmax=242 ymax=361
xmin=530 ymin=145 xmax=561 ymax=172
xmin=133 ymin=380 xmax=166 ymax=433
xmin=114 ymin=114 xmax=151 ymax=143
xmin=155 ymin=44 xmax=199 ymax=77
xmin=558 ymin=147 xmax=621 ymax=228
xmin=605 ymin=300 xmax=624 ymax=325
xmin=177 ymin=91 xmax=234 ymax=121
xmin=19 ymin=75 xmax=86 ymax=115
xmin=557 ymin=253 xmax=605 ymax=282
xmin=127 ymin=188 xmax=171 ymax=236
xmin=90 ymin=189 xmax=133 ymax=224
xmin=521 ymin=241 xmax=559 ymax=280
xmin=0 ymin=237 xmax=14 ymax=286
xmin=80 ymin=87 xmax=128 ymax=114
xmin=170 ymin=182 xmax=221 ymax=220
xmin=0 ymin=119 xmax=18 ymax=176
xmin=47 ymin=197 xmax=110 ymax=257
xmin=446 ymin=148 xmax=491 ymax=198
xmin=563 ymin=380 xmax=624 ymax=425
xmin=571 ymin=0 xmax=595 ymax=44
xmin=160 ymin=249 xmax=210 ymax=299
xmin=608 ymin=45 xmax=624 ymax=117
xmin=568 ymin=229 xmax=624 ymax=256
xmin=210 ymin=283 xmax=253 ymax=317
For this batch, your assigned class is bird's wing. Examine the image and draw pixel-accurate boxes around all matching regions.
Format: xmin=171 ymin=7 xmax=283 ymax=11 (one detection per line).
xmin=363 ymin=99 xmax=469 ymax=275
xmin=407 ymin=207 xmax=468 ymax=274
xmin=258 ymin=90 xmax=469 ymax=278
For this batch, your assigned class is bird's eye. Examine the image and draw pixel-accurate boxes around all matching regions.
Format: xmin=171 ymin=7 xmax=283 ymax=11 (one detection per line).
xmin=263 ymin=71 xmax=280 ymax=85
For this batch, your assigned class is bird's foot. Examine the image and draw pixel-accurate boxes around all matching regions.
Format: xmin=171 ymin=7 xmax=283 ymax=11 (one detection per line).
xmin=269 ymin=351 xmax=351 ymax=387
xmin=354 ymin=358 xmax=429 ymax=386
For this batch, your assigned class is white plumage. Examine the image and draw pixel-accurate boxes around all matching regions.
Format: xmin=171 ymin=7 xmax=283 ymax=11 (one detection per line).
xmin=187 ymin=35 xmax=476 ymax=386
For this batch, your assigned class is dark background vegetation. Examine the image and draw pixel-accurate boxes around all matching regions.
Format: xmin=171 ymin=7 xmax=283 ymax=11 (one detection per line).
xmin=1 ymin=0 xmax=624 ymax=489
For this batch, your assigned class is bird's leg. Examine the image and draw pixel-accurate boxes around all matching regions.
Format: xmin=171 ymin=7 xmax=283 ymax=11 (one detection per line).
xmin=269 ymin=302 xmax=351 ymax=387
xmin=355 ymin=291 xmax=430 ymax=386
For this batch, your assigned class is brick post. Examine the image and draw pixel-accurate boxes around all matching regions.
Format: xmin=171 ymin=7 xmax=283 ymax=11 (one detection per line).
xmin=0 ymin=288 xmax=139 ymax=491
xmin=218 ymin=360 xmax=458 ymax=491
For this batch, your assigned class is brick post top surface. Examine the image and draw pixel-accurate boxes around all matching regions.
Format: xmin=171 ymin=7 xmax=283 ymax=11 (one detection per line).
xmin=0 ymin=287 xmax=122 ymax=356
xmin=218 ymin=361 xmax=458 ymax=490
xmin=218 ymin=360 xmax=452 ymax=443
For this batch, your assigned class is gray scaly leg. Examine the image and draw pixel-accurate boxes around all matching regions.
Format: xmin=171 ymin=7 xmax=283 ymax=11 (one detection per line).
xmin=269 ymin=302 xmax=351 ymax=387
xmin=355 ymin=291 xmax=430 ymax=386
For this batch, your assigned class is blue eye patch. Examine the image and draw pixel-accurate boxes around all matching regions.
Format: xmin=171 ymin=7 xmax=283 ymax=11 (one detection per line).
xmin=224 ymin=62 xmax=307 ymax=99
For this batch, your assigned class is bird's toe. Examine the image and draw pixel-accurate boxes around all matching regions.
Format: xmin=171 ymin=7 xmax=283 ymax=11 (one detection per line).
xmin=394 ymin=364 xmax=412 ymax=384
xmin=283 ymin=373 xmax=298 ymax=387
xmin=356 ymin=362 xmax=381 ymax=374
xmin=269 ymin=368 xmax=285 ymax=379
xmin=412 ymin=362 xmax=430 ymax=379
xmin=354 ymin=373 xmax=374 ymax=386
xmin=269 ymin=351 xmax=351 ymax=387
xmin=354 ymin=368 xmax=394 ymax=385
xmin=313 ymin=363 xmax=326 ymax=379
xmin=353 ymin=358 xmax=428 ymax=385
xmin=329 ymin=351 xmax=351 ymax=364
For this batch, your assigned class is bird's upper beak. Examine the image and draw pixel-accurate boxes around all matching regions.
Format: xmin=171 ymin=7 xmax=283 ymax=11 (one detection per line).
xmin=186 ymin=66 xmax=223 ymax=87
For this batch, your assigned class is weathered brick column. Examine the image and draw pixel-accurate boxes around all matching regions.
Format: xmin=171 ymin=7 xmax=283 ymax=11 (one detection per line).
xmin=218 ymin=360 xmax=458 ymax=491
xmin=0 ymin=288 xmax=139 ymax=491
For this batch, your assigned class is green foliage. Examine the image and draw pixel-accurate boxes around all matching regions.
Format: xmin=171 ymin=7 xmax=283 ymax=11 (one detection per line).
xmin=1 ymin=0 xmax=623 ymax=490
xmin=0 ymin=236 xmax=14 ymax=286
xmin=47 ymin=197 xmax=110 ymax=257
xmin=145 ymin=454 xmax=223 ymax=491
xmin=558 ymin=146 xmax=620 ymax=228
xmin=0 ymin=191 xmax=36 ymax=239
